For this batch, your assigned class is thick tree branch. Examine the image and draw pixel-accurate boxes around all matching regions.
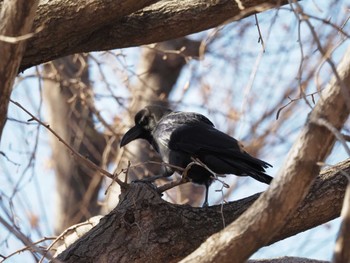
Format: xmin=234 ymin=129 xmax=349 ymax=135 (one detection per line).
xmin=18 ymin=0 xmax=291 ymax=71
xmin=0 ymin=0 xmax=38 ymax=139
xmin=181 ymin=46 xmax=350 ymax=263
xmin=56 ymin=159 xmax=349 ymax=262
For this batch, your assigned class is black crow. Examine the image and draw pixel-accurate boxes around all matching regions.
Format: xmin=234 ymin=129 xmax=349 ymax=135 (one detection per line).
xmin=120 ymin=105 xmax=272 ymax=206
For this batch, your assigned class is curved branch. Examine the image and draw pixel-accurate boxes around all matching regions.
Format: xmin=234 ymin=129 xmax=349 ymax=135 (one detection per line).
xmin=19 ymin=0 xmax=291 ymax=71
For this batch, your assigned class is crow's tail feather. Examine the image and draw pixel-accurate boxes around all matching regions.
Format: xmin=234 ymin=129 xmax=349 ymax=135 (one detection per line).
xmin=219 ymin=155 xmax=273 ymax=184
xmin=247 ymin=171 xmax=273 ymax=184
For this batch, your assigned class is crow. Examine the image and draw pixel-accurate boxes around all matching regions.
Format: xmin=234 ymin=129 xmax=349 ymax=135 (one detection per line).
xmin=120 ymin=105 xmax=272 ymax=206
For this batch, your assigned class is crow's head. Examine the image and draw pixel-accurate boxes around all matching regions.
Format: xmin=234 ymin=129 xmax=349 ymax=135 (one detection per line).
xmin=120 ymin=105 xmax=172 ymax=147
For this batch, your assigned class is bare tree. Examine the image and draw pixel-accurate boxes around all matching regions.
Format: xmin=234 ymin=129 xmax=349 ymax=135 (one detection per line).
xmin=1 ymin=1 xmax=350 ymax=262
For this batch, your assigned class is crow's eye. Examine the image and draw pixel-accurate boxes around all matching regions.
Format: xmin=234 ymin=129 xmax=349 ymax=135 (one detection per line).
xmin=139 ymin=115 xmax=148 ymax=126
xmin=135 ymin=109 xmax=148 ymax=125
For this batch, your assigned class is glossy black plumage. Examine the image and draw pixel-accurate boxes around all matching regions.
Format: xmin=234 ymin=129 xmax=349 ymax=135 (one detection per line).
xmin=120 ymin=105 xmax=272 ymax=206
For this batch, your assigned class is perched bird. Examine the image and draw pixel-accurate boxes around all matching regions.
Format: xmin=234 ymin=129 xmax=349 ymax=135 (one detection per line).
xmin=120 ymin=105 xmax=272 ymax=206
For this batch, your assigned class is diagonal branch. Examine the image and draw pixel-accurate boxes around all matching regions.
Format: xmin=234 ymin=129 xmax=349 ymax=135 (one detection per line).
xmin=9 ymin=99 xmax=127 ymax=188
xmin=181 ymin=46 xmax=350 ymax=263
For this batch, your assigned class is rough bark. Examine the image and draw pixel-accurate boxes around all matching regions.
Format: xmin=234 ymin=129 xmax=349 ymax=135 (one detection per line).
xmin=332 ymin=182 xmax=350 ymax=263
xmin=0 ymin=0 xmax=38 ymax=140
xmin=56 ymin=159 xmax=349 ymax=262
xmin=181 ymin=46 xmax=350 ymax=263
xmin=15 ymin=0 xmax=292 ymax=71
xmin=42 ymin=55 xmax=105 ymax=233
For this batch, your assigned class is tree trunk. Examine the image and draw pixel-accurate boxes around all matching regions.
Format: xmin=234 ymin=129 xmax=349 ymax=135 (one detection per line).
xmin=42 ymin=55 xmax=105 ymax=233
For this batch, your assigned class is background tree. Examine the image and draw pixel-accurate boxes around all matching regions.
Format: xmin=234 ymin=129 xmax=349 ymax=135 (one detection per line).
xmin=0 ymin=0 xmax=350 ymax=262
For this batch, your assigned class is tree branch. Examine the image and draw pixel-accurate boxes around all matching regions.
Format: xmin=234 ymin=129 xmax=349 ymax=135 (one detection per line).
xmin=18 ymin=0 xmax=291 ymax=71
xmin=56 ymin=159 xmax=349 ymax=262
xmin=0 ymin=0 xmax=38 ymax=139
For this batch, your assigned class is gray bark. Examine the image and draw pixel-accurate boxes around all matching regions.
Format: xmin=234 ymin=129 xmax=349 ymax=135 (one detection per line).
xmin=56 ymin=159 xmax=349 ymax=262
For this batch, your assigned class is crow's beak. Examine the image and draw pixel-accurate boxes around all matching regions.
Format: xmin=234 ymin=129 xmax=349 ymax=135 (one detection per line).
xmin=120 ymin=125 xmax=143 ymax=147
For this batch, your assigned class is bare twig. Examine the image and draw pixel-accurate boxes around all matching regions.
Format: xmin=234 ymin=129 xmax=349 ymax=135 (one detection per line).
xmin=254 ymin=14 xmax=265 ymax=52
xmin=292 ymin=1 xmax=350 ymax=110
xmin=41 ymin=216 xmax=102 ymax=262
xmin=157 ymin=177 xmax=190 ymax=193
xmin=0 ymin=25 xmax=44 ymax=44
xmin=9 ymin=99 xmax=127 ymax=188
xmin=2 ymin=236 xmax=55 ymax=262
xmin=0 ymin=151 xmax=20 ymax=166
xmin=0 ymin=215 xmax=54 ymax=262
xmin=190 ymin=157 xmax=229 ymax=188
xmin=276 ymin=90 xmax=325 ymax=120
xmin=199 ymin=2 xmax=282 ymax=58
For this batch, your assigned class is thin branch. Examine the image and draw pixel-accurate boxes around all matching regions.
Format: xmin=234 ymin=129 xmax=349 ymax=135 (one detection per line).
xmin=0 ymin=25 xmax=44 ymax=43
xmin=2 ymin=236 xmax=55 ymax=262
xmin=0 ymin=215 xmax=54 ymax=262
xmin=293 ymin=1 xmax=350 ymax=110
xmin=9 ymin=99 xmax=127 ymax=188
xmin=41 ymin=216 xmax=102 ymax=262
xmin=157 ymin=177 xmax=190 ymax=193
xmin=254 ymin=14 xmax=265 ymax=52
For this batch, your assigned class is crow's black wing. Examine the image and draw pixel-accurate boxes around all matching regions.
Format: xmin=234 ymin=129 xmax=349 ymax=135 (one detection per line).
xmin=159 ymin=111 xmax=214 ymax=127
xmin=154 ymin=111 xmax=214 ymax=148
xmin=168 ymin=123 xmax=272 ymax=184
